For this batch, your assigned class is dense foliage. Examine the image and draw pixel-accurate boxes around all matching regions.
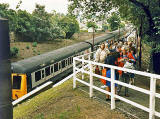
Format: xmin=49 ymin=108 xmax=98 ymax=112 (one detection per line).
xmin=86 ymin=21 xmax=98 ymax=29
xmin=68 ymin=0 xmax=160 ymax=40
xmin=68 ymin=0 xmax=160 ymax=73
xmin=0 ymin=3 xmax=79 ymax=41
xmin=58 ymin=15 xmax=79 ymax=39
xmin=10 ymin=47 xmax=19 ymax=57
xmin=107 ymin=12 xmax=121 ymax=31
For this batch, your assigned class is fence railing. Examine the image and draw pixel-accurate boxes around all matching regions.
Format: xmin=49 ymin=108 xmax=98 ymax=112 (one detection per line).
xmin=73 ymin=52 xmax=160 ymax=119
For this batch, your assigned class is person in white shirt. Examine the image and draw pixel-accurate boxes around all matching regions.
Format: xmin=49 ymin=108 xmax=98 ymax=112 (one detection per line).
xmin=95 ymin=43 xmax=110 ymax=89
xmin=95 ymin=43 xmax=109 ymax=63
xmin=105 ymin=43 xmax=110 ymax=56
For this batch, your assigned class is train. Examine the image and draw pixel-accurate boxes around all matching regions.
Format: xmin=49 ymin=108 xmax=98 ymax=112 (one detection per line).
xmin=11 ymin=30 xmax=125 ymax=100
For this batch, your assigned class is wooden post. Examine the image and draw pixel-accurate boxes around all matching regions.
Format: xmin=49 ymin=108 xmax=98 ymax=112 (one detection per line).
xmin=149 ymin=77 xmax=156 ymax=119
xmin=82 ymin=56 xmax=84 ymax=80
xmin=111 ymin=68 xmax=116 ymax=110
xmin=73 ymin=58 xmax=76 ymax=89
xmin=89 ymin=62 xmax=93 ymax=98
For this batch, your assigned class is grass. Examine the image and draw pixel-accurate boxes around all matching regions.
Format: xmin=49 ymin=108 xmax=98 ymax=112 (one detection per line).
xmin=13 ymin=79 xmax=126 ymax=119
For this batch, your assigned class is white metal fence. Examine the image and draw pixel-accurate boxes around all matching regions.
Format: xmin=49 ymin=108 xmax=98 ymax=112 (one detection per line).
xmin=73 ymin=52 xmax=160 ymax=119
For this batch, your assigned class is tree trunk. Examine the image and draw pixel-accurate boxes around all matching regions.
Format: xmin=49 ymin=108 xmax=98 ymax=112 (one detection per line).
xmin=129 ymin=0 xmax=156 ymax=35
xmin=139 ymin=17 xmax=143 ymax=69
xmin=93 ymin=27 xmax=95 ymax=50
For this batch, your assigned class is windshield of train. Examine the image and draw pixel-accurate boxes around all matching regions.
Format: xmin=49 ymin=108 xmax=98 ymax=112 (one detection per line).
xmin=13 ymin=76 xmax=21 ymax=89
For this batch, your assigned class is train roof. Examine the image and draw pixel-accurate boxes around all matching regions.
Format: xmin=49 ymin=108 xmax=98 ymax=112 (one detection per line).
xmin=12 ymin=42 xmax=89 ymax=73
xmin=11 ymin=30 xmax=123 ymax=74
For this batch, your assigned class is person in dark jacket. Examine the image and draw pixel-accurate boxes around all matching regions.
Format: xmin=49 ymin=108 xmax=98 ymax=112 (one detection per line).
xmin=104 ymin=52 xmax=119 ymax=101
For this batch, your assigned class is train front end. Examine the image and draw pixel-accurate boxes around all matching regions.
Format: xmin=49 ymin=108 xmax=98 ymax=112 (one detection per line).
xmin=12 ymin=73 xmax=27 ymax=100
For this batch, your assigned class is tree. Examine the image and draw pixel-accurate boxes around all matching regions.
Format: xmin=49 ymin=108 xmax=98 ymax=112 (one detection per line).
xmin=102 ymin=24 xmax=109 ymax=32
xmin=86 ymin=21 xmax=98 ymax=30
xmin=68 ymin=0 xmax=160 ymax=72
xmin=0 ymin=3 xmax=17 ymax=32
xmin=16 ymin=4 xmax=65 ymax=41
xmin=86 ymin=21 xmax=98 ymax=48
xmin=58 ymin=16 xmax=79 ymax=39
xmin=68 ymin=0 xmax=160 ymax=38
xmin=107 ymin=12 xmax=121 ymax=31
xmin=15 ymin=10 xmax=33 ymax=41
xmin=120 ymin=22 xmax=125 ymax=28
xmin=32 ymin=4 xmax=53 ymax=41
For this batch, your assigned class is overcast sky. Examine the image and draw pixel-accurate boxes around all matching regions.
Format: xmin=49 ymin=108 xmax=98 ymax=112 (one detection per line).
xmin=0 ymin=0 xmax=69 ymax=14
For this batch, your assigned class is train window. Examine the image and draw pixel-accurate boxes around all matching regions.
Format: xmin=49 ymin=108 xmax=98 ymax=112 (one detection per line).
xmin=59 ymin=63 xmax=61 ymax=70
xmin=45 ymin=66 xmax=50 ymax=76
xmin=71 ymin=57 xmax=73 ymax=63
xmin=67 ymin=58 xmax=69 ymax=65
xmin=51 ymin=66 xmax=53 ymax=73
xmin=54 ymin=63 xmax=58 ymax=72
xmin=65 ymin=59 xmax=68 ymax=66
xmin=42 ymin=70 xmax=45 ymax=78
xmin=62 ymin=60 xmax=65 ymax=68
xmin=12 ymin=76 xmax=21 ymax=89
xmin=68 ymin=58 xmax=71 ymax=65
xmin=68 ymin=58 xmax=70 ymax=65
xmin=35 ymin=71 xmax=41 ymax=82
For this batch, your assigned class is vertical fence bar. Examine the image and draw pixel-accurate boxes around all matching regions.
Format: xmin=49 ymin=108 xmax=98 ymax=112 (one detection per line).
xmin=82 ymin=55 xmax=84 ymax=80
xmin=89 ymin=62 xmax=93 ymax=98
xmin=111 ymin=68 xmax=116 ymax=110
xmin=73 ymin=57 xmax=76 ymax=89
xmin=149 ymin=77 xmax=156 ymax=119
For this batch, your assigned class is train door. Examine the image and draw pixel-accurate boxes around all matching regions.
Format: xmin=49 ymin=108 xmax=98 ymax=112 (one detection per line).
xmin=12 ymin=74 xmax=27 ymax=100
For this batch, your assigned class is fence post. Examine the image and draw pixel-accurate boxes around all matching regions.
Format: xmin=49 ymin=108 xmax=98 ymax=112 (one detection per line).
xmin=149 ymin=77 xmax=156 ymax=119
xmin=111 ymin=68 xmax=116 ymax=110
xmin=73 ymin=57 xmax=76 ymax=89
xmin=82 ymin=56 xmax=84 ymax=80
xmin=89 ymin=61 xmax=93 ymax=98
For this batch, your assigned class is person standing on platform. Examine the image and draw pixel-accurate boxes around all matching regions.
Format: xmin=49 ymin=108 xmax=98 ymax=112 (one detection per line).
xmin=117 ymin=47 xmax=130 ymax=97
xmin=127 ymin=47 xmax=137 ymax=85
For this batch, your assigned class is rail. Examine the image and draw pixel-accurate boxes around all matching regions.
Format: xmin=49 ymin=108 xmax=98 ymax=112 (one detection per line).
xmin=73 ymin=52 xmax=160 ymax=119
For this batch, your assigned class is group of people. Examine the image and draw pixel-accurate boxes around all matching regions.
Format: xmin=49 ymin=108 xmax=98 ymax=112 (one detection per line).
xmin=95 ymin=39 xmax=137 ymax=101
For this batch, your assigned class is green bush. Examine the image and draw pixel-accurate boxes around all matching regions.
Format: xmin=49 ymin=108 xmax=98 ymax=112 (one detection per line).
xmin=32 ymin=42 xmax=37 ymax=47
xmin=26 ymin=46 xmax=30 ymax=49
xmin=10 ymin=47 xmax=19 ymax=57
xmin=58 ymin=16 xmax=80 ymax=39
xmin=33 ymin=50 xmax=36 ymax=53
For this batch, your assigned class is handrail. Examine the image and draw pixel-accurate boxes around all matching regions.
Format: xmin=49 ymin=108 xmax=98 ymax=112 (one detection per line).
xmin=74 ymin=55 xmax=160 ymax=79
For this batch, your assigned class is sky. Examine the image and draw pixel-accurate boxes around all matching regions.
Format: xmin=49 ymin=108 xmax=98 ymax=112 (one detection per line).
xmin=0 ymin=0 xmax=69 ymax=14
